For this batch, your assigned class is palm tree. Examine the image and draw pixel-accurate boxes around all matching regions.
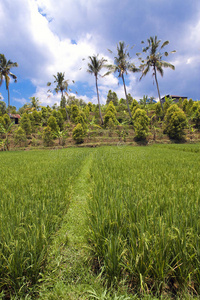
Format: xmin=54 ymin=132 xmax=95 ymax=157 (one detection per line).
xmin=47 ymin=72 xmax=70 ymax=121
xmin=87 ymin=55 xmax=107 ymax=125
xmin=139 ymin=36 xmax=176 ymax=110
xmin=0 ymin=54 xmax=18 ymax=113
xmin=106 ymin=41 xmax=140 ymax=119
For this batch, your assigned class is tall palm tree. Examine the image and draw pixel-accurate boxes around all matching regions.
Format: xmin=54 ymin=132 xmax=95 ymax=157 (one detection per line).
xmin=47 ymin=72 xmax=70 ymax=121
xmin=139 ymin=36 xmax=176 ymax=110
xmin=106 ymin=41 xmax=140 ymax=119
xmin=0 ymin=54 xmax=18 ymax=113
xmin=87 ymin=55 xmax=107 ymax=125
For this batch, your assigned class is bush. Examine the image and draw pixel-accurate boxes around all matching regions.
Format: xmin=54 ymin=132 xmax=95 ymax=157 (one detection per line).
xmin=164 ymin=104 xmax=187 ymax=140
xmin=72 ymin=123 xmax=86 ymax=144
xmin=47 ymin=116 xmax=59 ymax=133
xmin=20 ymin=114 xmax=32 ymax=135
xmin=192 ymin=106 xmax=200 ymax=129
xmin=70 ymin=105 xmax=79 ymax=122
xmin=104 ymin=111 xmax=117 ymax=128
xmin=52 ymin=110 xmax=64 ymax=130
xmin=43 ymin=126 xmax=54 ymax=146
xmin=14 ymin=127 xmax=27 ymax=147
xmin=133 ymin=108 xmax=149 ymax=140
xmin=75 ymin=112 xmax=87 ymax=129
xmin=2 ymin=114 xmax=11 ymax=130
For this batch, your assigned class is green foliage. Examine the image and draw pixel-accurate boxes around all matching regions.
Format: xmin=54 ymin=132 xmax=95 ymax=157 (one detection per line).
xmin=60 ymin=95 xmax=67 ymax=108
xmin=155 ymin=102 xmax=164 ymax=119
xmin=70 ymin=104 xmax=80 ymax=122
xmin=104 ymin=111 xmax=117 ymax=128
xmin=192 ymin=105 xmax=200 ymax=129
xmin=87 ymin=102 xmax=93 ymax=112
xmin=182 ymin=98 xmax=188 ymax=112
xmin=20 ymin=113 xmax=32 ymax=135
xmin=87 ymin=145 xmax=200 ymax=296
xmin=52 ymin=110 xmax=64 ymax=130
xmin=14 ymin=126 xmax=27 ymax=146
xmin=41 ymin=106 xmax=52 ymax=125
xmin=164 ymin=104 xmax=187 ymax=139
xmin=106 ymin=101 xmax=117 ymax=115
xmin=43 ymin=125 xmax=54 ymax=146
xmin=1 ymin=113 xmax=11 ymax=130
xmin=106 ymin=90 xmax=119 ymax=106
xmin=47 ymin=115 xmax=59 ymax=133
xmin=132 ymin=108 xmax=149 ymax=140
xmin=29 ymin=110 xmax=42 ymax=127
xmin=75 ymin=111 xmax=87 ymax=129
xmin=104 ymin=101 xmax=117 ymax=127
xmin=0 ymin=101 xmax=6 ymax=116
xmin=72 ymin=123 xmax=86 ymax=143
xmin=130 ymin=99 xmax=139 ymax=112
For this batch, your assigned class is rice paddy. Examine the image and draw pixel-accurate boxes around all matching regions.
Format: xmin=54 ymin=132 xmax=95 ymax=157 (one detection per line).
xmin=0 ymin=144 xmax=199 ymax=299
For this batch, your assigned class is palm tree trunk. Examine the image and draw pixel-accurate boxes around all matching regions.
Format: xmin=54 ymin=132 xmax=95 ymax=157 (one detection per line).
xmin=122 ymin=74 xmax=132 ymax=119
xmin=95 ymin=75 xmax=104 ymax=125
xmin=7 ymin=86 xmax=10 ymax=114
xmin=62 ymin=91 xmax=69 ymax=121
xmin=154 ymin=66 xmax=163 ymax=110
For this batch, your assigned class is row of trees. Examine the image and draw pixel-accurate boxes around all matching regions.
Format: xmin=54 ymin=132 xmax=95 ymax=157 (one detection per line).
xmin=0 ymin=36 xmax=176 ymax=124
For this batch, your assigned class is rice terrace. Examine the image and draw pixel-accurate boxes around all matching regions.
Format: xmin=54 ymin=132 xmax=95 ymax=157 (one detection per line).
xmin=0 ymin=144 xmax=199 ymax=299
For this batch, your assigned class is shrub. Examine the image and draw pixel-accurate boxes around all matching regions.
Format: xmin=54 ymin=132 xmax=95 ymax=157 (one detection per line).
xmin=133 ymin=108 xmax=149 ymax=140
xmin=192 ymin=106 xmax=200 ymax=129
xmin=14 ymin=127 xmax=27 ymax=147
xmin=155 ymin=102 xmax=164 ymax=119
xmin=130 ymin=99 xmax=139 ymax=112
xmin=164 ymin=104 xmax=187 ymax=140
xmin=43 ymin=125 xmax=54 ymax=146
xmin=47 ymin=116 xmax=59 ymax=133
xmin=2 ymin=114 xmax=11 ymax=130
xmin=70 ymin=105 xmax=79 ymax=122
xmin=20 ymin=114 xmax=32 ymax=135
xmin=104 ymin=111 xmax=117 ymax=128
xmin=72 ymin=123 xmax=85 ymax=144
xmin=52 ymin=110 xmax=64 ymax=130
xmin=75 ymin=112 xmax=87 ymax=129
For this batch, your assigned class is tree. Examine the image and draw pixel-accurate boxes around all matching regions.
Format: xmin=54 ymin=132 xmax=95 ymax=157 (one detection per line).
xmin=87 ymin=55 xmax=107 ymax=125
xmin=72 ymin=123 xmax=86 ymax=144
xmin=47 ymin=72 xmax=70 ymax=121
xmin=132 ymin=108 xmax=149 ymax=140
xmin=164 ymin=104 xmax=187 ymax=140
xmin=0 ymin=54 xmax=18 ymax=113
xmin=30 ymin=97 xmax=40 ymax=111
xmin=139 ymin=36 xmax=176 ymax=110
xmin=106 ymin=90 xmax=119 ymax=106
xmin=106 ymin=42 xmax=140 ymax=119
xmin=0 ymin=121 xmax=14 ymax=150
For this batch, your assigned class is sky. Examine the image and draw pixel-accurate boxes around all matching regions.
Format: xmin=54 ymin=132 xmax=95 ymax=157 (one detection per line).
xmin=0 ymin=0 xmax=200 ymax=109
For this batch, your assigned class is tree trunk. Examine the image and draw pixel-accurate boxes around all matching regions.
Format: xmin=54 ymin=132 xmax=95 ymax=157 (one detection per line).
xmin=8 ymin=86 xmax=10 ymax=114
xmin=154 ymin=66 xmax=163 ymax=110
xmin=95 ymin=75 xmax=104 ymax=125
xmin=122 ymin=74 xmax=132 ymax=119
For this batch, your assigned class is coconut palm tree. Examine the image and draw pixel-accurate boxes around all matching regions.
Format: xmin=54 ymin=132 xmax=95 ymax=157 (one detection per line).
xmin=139 ymin=36 xmax=176 ymax=110
xmin=106 ymin=41 xmax=140 ymax=119
xmin=87 ymin=55 xmax=107 ymax=125
xmin=0 ymin=54 xmax=18 ymax=113
xmin=47 ymin=72 xmax=70 ymax=121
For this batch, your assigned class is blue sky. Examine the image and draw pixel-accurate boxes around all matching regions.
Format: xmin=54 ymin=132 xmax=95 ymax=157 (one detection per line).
xmin=0 ymin=0 xmax=200 ymax=109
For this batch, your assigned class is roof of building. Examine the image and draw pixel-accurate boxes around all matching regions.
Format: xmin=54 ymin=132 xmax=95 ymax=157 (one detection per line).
xmin=9 ymin=113 xmax=21 ymax=119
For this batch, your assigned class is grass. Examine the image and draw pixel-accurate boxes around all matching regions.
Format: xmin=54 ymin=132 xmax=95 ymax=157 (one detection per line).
xmin=0 ymin=145 xmax=200 ymax=299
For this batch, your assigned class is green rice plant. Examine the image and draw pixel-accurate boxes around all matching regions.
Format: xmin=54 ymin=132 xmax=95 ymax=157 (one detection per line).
xmin=0 ymin=148 xmax=91 ymax=298
xmin=86 ymin=145 xmax=200 ymax=296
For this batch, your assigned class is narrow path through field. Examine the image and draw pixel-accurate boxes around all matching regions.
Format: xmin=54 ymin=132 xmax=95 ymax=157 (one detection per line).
xmin=39 ymin=150 xmax=96 ymax=299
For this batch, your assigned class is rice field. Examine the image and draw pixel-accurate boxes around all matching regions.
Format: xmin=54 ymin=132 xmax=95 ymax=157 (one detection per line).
xmin=87 ymin=145 xmax=200 ymax=296
xmin=0 ymin=148 xmax=92 ymax=297
xmin=0 ymin=144 xmax=200 ymax=298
